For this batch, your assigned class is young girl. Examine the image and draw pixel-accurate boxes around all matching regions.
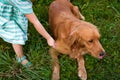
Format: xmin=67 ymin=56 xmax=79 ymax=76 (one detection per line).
xmin=0 ymin=0 xmax=55 ymax=67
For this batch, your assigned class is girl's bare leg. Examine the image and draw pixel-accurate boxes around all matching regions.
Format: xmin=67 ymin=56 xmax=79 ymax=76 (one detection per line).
xmin=12 ymin=44 xmax=29 ymax=65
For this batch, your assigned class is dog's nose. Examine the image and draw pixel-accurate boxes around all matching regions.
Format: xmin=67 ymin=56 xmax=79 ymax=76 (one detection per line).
xmin=99 ymin=51 xmax=106 ymax=57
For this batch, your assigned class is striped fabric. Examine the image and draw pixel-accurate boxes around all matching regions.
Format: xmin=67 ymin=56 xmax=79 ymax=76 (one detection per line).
xmin=0 ymin=0 xmax=33 ymax=45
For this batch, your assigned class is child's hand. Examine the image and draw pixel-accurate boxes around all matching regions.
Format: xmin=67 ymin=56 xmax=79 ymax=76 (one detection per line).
xmin=47 ymin=37 xmax=56 ymax=48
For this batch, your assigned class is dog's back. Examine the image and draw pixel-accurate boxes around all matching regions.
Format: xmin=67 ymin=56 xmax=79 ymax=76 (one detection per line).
xmin=49 ymin=0 xmax=84 ymax=40
xmin=49 ymin=0 xmax=73 ymax=22
xmin=49 ymin=0 xmax=73 ymax=32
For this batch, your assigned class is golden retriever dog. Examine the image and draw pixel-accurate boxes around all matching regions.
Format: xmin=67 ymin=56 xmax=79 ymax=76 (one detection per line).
xmin=49 ymin=0 xmax=106 ymax=80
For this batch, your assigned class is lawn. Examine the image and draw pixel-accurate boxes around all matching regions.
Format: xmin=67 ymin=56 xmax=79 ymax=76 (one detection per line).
xmin=0 ymin=0 xmax=120 ymax=80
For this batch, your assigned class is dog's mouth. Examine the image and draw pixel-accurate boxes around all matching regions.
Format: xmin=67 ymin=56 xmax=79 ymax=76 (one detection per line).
xmin=98 ymin=52 xmax=106 ymax=59
xmin=98 ymin=55 xmax=104 ymax=59
xmin=90 ymin=52 xmax=106 ymax=59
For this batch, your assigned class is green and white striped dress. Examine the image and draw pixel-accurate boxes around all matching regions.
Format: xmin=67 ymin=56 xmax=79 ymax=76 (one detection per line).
xmin=0 ymin=0 xmax=33 ymax=45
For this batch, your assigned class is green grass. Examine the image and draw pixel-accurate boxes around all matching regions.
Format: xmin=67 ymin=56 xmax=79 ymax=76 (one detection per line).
xmin=0 ymin=0 xmax=120 ymax=80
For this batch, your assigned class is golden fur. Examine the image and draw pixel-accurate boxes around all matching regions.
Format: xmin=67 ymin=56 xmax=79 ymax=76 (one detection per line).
xmin=49 ymin=0 xmax=106 ymax=80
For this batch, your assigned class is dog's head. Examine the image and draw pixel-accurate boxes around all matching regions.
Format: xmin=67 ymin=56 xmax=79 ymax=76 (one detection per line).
xmin=68 ymin=22 xmax=106 ymax=59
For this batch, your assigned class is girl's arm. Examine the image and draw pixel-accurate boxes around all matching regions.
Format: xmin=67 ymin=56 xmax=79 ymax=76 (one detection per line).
xmin=25 ymin=13 xmax=55 ymax=48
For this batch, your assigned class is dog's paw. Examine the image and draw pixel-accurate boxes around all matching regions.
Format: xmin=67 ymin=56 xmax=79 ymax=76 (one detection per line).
xmin=78 ymin=70 xmax=87 ymax=80
xmin=52 ymin=73 xmax=60 ymax=80
xmin=52 ymin=71 xmax=60 ymax=80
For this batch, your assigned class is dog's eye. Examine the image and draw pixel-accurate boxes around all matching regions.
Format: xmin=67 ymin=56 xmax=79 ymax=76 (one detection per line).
xmin=88 ymin=40 xmax=93 ymax=43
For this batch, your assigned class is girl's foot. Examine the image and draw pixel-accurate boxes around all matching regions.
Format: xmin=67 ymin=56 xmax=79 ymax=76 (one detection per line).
xmin=17 ymin=56 xmax=32 ymax=68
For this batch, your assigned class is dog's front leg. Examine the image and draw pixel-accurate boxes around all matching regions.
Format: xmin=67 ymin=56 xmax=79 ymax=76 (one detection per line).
xmin=49 ymin=48 xmax=60 ymax=80
xmin=77 ymin=55 xmax=87 ymax=80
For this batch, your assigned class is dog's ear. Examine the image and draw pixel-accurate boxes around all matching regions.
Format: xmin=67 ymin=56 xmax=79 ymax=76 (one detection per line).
xmin=68 ymin=30 xmax=85 ymax=53
xmin=68 ymin=31 xmax=80 ymax=53
xmin=68 ymin=30 xmax=78 ymax=47
xmin=68 ymin=33 xmax=80 ymax=58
